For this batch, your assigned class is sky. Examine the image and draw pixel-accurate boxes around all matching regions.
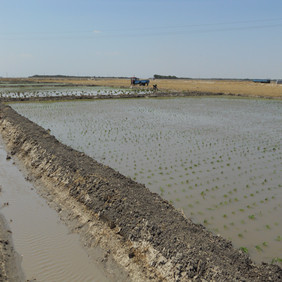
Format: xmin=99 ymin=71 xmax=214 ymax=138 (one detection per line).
xmin=0 ymin=0 xmax=282 ymax=79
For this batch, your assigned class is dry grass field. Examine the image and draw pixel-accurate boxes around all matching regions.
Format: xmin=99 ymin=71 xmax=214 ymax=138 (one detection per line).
xmin=154 ymin=79 xmax=282 ymax=98
xmin=1 ymin=77 xmax=282 ymax=98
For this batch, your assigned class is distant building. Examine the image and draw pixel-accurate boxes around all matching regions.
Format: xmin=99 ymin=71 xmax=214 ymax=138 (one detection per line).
xmin=252 ymin=79 xmax=271 ymax=83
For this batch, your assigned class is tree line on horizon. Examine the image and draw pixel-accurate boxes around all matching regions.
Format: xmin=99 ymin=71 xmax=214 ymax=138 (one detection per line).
xmin=28 ymin=74 xmax=278 ymax=82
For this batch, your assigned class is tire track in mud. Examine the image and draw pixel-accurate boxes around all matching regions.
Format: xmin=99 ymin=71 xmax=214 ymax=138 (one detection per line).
xmin=0 ymin=103 xmax=281 ymax=281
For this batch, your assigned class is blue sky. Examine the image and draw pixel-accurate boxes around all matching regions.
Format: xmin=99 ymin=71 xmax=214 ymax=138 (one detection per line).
xmin=1 ymin=0 xmax=282 ymax=78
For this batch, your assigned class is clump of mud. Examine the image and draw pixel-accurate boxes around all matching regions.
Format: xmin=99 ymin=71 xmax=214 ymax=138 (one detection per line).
xmin=0 ymin=103 xmax=281 ymax=281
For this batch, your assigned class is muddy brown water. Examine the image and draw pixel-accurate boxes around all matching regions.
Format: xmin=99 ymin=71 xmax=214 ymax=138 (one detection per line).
xmin=10 ymin=96 xmax=282 ymax=265
xmin=0 ymin=139 xmax=110 ymax=281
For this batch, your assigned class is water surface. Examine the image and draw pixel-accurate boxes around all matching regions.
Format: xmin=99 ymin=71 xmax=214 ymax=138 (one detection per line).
xmin=11 ymin=96 xmax=282 ymax=264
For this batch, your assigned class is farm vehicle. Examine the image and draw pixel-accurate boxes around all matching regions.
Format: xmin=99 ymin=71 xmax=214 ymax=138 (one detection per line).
xmin=131 ymin=77 xmax=150 ymax=86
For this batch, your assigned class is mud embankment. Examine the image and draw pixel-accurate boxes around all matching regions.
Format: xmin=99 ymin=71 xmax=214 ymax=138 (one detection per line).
xmin=1 ymin=89 xmax=280 ymax=104
xmin=1 ymin=91 xmax=279 ymax=104
xmin=0 ymin=103 xmax=281 ymax=281
xmin=0 ymin=91 xmax=226 ymax=104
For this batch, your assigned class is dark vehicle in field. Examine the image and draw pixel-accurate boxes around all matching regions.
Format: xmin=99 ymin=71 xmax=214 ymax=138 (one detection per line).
xmin=131 ymin=77 xmax=150 ymax=86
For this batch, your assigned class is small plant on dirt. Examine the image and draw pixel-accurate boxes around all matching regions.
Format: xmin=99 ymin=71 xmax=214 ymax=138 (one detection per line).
xmin=240 ymin=247 xmax=248 ymax=253
xmin=271 ymin=257 xmax=282 ymax=264
xmin=255 ymin=245 xmax=263 ymax=252
xmin=248 ymin=214 xmax=255 ymax=220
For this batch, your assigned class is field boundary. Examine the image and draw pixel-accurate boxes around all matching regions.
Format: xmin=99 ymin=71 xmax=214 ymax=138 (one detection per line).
xmin=0 ymin=91 xmax=221 ymax=103
xmin=1 ymin=89 xmax=281 ymax=104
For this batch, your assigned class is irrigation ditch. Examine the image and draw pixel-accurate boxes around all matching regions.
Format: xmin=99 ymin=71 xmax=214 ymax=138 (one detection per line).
xmin=0 ymin=100 xmax=281 ymax=281
xmin=0 ymin=214 xmax=25 ymax=281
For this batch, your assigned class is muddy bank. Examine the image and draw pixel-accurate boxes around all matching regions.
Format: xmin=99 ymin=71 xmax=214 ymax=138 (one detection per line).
xmin=0 ymin=214 xmax=25 ymax=281
xmin=0 ymin=103 xmax=281 ymax=281
xmin=1 ymin=90 xmax=279 ymax=104
xmin=0 ymin=91 xmax=223 ymax=104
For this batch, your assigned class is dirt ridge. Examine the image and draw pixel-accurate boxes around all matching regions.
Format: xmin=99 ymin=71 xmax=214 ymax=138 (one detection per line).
xmin=0 ymin=103 xmax=281 ymax=281
xmin=1 ymin=90 xmax=281 ymax=104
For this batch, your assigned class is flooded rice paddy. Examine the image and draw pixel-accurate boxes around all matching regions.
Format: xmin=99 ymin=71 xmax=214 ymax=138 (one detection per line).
xmin=11 ymin=96 xmax=282 ymax=265
xmin=0 ymin=138 xmax=110 ymax=281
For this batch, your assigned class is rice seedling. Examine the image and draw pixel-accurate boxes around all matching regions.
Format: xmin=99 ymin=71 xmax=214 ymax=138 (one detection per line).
xmin=240 ymin=247 xmax=248 ymax=253
xmin=271 ymin=257 xmax=282 ymax=264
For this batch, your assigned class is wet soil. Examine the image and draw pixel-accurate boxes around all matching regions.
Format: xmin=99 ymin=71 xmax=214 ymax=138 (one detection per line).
xmin=0 ymin=103 xmax=281 ymax=281
xmin=0 ymin=214 xmax=25 ymax=281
